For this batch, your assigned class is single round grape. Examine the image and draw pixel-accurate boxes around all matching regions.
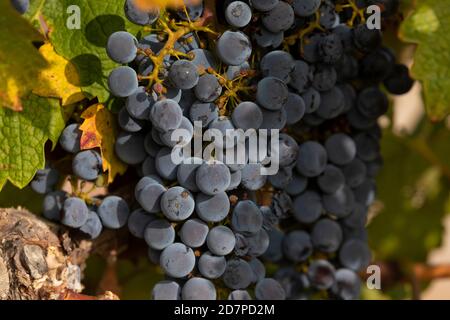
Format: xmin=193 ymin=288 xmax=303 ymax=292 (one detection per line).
xmin=241 ymin=163 xmax=267 ymax=190
xmin=198 ymin=252 xmax=227 ymax=279
xmin=308 ymin=260 xmax=336 ymax=290
xmin=284 ymin=93 xmax=306 ymax=125
xmin=115 ymin=131 xmax=147 ymax=165
xmin=339 ymin=239 xmax=371 ymax=272
xmin=155 ymin=147 xmax=180 ymax=180
xmin=225 ymin=1 xmax=252 ymax=28
xmin=231 ymin=200 xmax=263 ymax=235
xmin=126 ymin=87 xmax=155 ymax=120
xmin=285 ymin=173 xmax=308 ymax=196
xmin=159 ymin=116 xmax=193 ymax=148
xmin=231 ymin=101 xmax=263 ymax=130
xmin=59 ymin=123 xmax=81 ymax=153
xmin=317 ymin=164 xmax=345 ymax=194
xmin=260 ymin=50 xmax=295 ymax=83
xmin=246 ymin=229 xmax=270 ymax=257
xmin=354 ymin=179 xmax=376 ymax=207
xmin=30 ymin=166 xmax=59 ymax=194
xmin=43 ymin=191 xmax=66 ymax=221
xmin=136 ymin=180 xmax=166 ymax=213
xmin=108 ymin=66 xmax=138 ymax=98
xmin=261 ymin=2 xmax=295 ymax=33
xmin=152 ymin=280 xmax=181 ymax=300
xmin=189 ymin=101 xmax=219 ymax=127
xmin=293 ymin=191 xmax=322 ymax=224
xmin=194 ymin=74 xmax=222 ymax=102
xmin=216 ymin=31 xmax=252 ymax=66
xmin=292 ymin=0 xmax=321 ymax=17
xmin=255 ymin=278 xmax=286 ymax=300
xmin=160 ymin=243 xmax=196 ymax=278
xmin=144 ymin=219 xmax=175 ymax=250
xmin=97 ymin=196 xmax=129 ymax=229
xmin=128 ymin=208 xmax=156 ymax=239
xmin=196 ymin=161 xmax=231 ymax=195
xmin=207 ymin=225 xmax=236 ymax=256
xmin=72 ymin=150 xmax=102 ymax=181
xmin=80 ymin=211 xmax=103 ymax=239
xmin=342 ymin=158 xmax=367 ymax=188
xmin=383 ymin=64 xmax=414 ymax=95
xmin=150 ymin=99 xmax=183 ymax=132
xmin=179 ymin=218 xmax=209 ymax=248
xmin=61 ymin=197 xmax=89 ymax=228
xmin=283 ymin=230 xmax=313 ymax=262
xmin=228 ymin=290 xmax=252 ymax=300
xmin=222 ymin=258 xmax=253 ymax=290
xmin=181 ymin=277 xmax=216 ymax=300
xmin=353 ymin=24 xmax=382 ymax=52
xmin=311 ymin=219 xmax=343 ymax=253
xmin=161 ymin=186 xmax=195 ymax=221
xmin=316 ymin=86 xmax=345 ymax=119
xmin=323 ymin=185 xmax=355 ymax=218
xmin=332 ymin=269 xmax=361 ymax=300
xmin=357 ymin=87 xmax=389 ymax=119
xmin=296 ymin=141 xmax=328 ymax=177
xmin=168 ymin=60 xmax=199 ymax=90
xmin=256 ymin=77 xmax=289 ymax=110
xmin=124 ymin=0 xmax=159 ymax=26
xmin=195 ymin=192 xmax=230 ymax=223
xmin=106 ymin=31 xmax=137 ymax=64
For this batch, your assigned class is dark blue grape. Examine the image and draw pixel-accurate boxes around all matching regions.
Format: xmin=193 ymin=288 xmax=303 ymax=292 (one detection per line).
xmin=97 ymin=196 xmax=129 ymax=229
xmin=59 ymin=123 xmax=81 ymax=153
xmin=181 ymin=277 xmax=216 ymax=300
xmin=80 ymin=211 xmax=103 ymax=239
xmin=61 ymin=197 xmax=89 ymax=228
xmin=160 ymin=243 xmax=195 ymax=278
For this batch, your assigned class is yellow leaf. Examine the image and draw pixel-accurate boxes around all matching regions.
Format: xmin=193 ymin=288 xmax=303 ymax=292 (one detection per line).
xmin=33 ymin=43 xmax=85 ymax=106
xmin=0 ymin=1 xmax=46 ymax=110
xmin=79 ymin=104 xmax=127 ymax=183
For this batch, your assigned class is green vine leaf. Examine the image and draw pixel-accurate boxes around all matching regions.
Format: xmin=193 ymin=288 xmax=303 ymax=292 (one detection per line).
xmin=369 ymin=123 xmax=450 ymax=262
xmin=0 ymin=95 xmax=65 ymax=190
xmin=400 ymin=0 xmax=450 ymax=120
xmin=40 ymin=0 xmax=142 ymax=103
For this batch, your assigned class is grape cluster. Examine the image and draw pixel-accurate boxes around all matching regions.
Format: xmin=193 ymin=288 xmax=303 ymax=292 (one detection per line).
xmin=29 ymin=0 xmax=413 ymax=300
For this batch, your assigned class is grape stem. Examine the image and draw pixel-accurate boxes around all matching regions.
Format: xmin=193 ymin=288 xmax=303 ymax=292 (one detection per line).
xmin=138 ymin=9 xmax=218 ymax=89
xmin=335 ymin=0 xmax=367 ymax=27
xmin=283 ymin=11 xmax=325 ymax=53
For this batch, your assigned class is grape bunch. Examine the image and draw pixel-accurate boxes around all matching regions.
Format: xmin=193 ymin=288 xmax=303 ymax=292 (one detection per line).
xmin=29 ymin=0 xmax=413 ymax=300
